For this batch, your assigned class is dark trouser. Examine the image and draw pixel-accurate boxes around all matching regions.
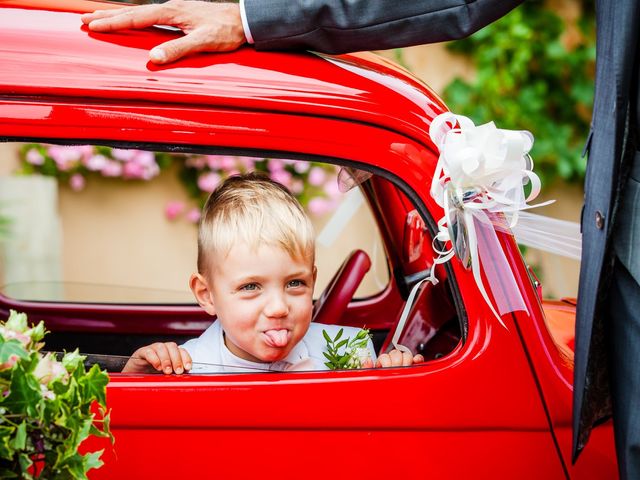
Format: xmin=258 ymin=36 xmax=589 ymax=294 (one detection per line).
xmin=607 ymin=257 xmax=640 ymax=480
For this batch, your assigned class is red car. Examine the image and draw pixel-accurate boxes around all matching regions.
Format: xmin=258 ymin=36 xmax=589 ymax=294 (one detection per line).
xmin=0 ymin=1 xmax=616 ymax=478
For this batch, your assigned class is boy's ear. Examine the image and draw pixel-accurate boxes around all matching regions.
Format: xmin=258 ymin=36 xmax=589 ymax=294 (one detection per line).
xmin=312 ymin=265 xmax=318 ymax=293
xmin=189 ymin=273 xmax=216 ymax=316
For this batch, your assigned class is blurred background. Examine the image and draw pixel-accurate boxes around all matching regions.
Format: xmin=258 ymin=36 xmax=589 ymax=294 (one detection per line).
xmin=0 ymin=0 xmax=593 ymax=301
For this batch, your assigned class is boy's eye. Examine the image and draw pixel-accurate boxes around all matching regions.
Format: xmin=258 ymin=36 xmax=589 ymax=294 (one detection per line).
xmin=287 ymin=279 xmax=304 ymax=288
xmin=240 ymin=283 xmax=259 ymax=291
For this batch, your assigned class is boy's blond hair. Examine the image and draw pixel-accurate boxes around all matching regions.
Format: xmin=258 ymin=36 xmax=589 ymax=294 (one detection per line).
xmin=197 ymin=172 xmax=315 ymax=275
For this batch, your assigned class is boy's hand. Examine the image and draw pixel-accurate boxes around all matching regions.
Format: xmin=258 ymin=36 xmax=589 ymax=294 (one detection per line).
xmin=375 ymin=349 xmax=424 ymax=368
xmin=81 ymin=0 xmax=246 ymax=65
xmin=122 ymin=342 xmax=193 ymax=374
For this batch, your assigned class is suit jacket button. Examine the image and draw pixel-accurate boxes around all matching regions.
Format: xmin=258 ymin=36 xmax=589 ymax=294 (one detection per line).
xmin=595 ymin=210 xmax=605 ymax=229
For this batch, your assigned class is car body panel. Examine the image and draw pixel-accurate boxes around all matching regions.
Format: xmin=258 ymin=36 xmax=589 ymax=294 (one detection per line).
xmin=0 ymin=1 xmax=617 ymax=478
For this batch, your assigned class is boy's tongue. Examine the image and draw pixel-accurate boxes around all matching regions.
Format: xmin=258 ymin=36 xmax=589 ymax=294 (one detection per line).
xmin=263 ymin=329 xmax=289 ymax=347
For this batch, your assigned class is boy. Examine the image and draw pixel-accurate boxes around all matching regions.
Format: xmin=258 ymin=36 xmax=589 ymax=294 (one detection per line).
xmin=123 ymin=172 xmax=423 ymax=374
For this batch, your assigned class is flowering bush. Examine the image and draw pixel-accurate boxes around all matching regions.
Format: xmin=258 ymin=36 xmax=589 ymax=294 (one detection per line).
xmin=0 ymin=310 xmax=111 ymax=479
xmin=18 ymin=145 xmax=340 ymax=223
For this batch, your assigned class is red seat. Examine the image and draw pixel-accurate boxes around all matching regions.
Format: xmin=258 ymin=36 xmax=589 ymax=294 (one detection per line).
xmin=312 ymin=250 xmax=371 ymax=325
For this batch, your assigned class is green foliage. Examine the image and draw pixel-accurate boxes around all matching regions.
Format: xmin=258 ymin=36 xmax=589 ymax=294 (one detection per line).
xmin=0 ymin=207 xmax=10 ymax=241
xmin=442 ymin=1 xmax=595 ymax=185
xmin=0 ymin=311 xmax=111 ymax=479
xmin=322 ymin=328 xmax=372 ymax=370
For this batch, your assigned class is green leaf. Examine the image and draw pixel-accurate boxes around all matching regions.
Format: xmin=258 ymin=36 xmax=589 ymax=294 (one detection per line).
xmin=79 ymin=364 xmax=109 ymax=407
xmin=0 ymin=338 xmax=28 ymax=365
xmin=62 ymin=350 xmax=85 ymax=373
xmin=9 ymin=422 xmax=26 ymax=450
xmin=2 ymin=366 xmax=41 ymax=417
xmin=0 ymin=425 xmax=14 ymax=460
xmin=335 ymin=339 xmax=348 ymax=350
xmin=83 ymin=450 xmax=104 ymax=472
xmin=333 ymin=328 xmax=343 ymax=342
xmin=17 ymin=453 xmax=33 ymax=478
xmin=322 ymin=329 xmax=332 ymax=344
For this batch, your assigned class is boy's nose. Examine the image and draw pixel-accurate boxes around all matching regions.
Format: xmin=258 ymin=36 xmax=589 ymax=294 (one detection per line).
xmin=264 ymin=292 xmax=289 ymax=318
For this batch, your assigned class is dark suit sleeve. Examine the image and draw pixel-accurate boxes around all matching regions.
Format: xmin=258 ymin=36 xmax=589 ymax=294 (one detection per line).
xmin=243 ymin=0 xmax=524 ymax=53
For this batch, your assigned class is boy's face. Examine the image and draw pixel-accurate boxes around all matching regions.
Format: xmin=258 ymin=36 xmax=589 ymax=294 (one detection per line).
xmin=191 ymin=242 xmax=316 ymax=363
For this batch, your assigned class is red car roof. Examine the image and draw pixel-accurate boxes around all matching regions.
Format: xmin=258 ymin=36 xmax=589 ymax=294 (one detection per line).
xmin=0 ymin=0 xmax=447 ymax=147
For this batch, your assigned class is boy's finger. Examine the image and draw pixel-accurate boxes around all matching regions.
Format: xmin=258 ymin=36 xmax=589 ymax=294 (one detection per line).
xmin=388 ymin=349 xmax=403 ymax=366
xmin=360 ymin=357 xmax=374 ymax=369
xmin=376 ymin=353 xmax=391 ymax=368
xmin=179 ymin=348 xmax=192 ymax=371
xmin=166 ymin=342 xmax=184 ymax=374
xmin=413 ymin=354 xmax=425 ymax=364
xmin=141 ymin=347 xmax=162 ymax=371
xmin=151 ymin=342 xmax=174 ymax=374
xmin=402 ymin=351 xmax=413 ymax=366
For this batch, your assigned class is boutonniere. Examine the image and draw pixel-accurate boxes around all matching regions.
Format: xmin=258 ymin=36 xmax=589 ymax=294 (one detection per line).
xmin=322 ymin=328 xmax=371 ymax=370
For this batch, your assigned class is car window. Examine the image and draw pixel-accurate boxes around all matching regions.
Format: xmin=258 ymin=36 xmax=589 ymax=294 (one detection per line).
xmin=0 ymin=143 xmax=388 ymax=304
xmin=0 ymin=142 xmax=462 ymax=374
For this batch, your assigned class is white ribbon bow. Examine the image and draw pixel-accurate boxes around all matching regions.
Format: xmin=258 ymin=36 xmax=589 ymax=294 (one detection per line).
xmin=427 ymin=113 xmax=553 ymax=326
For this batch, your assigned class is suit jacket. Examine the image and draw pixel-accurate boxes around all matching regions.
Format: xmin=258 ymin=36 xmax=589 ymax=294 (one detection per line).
xmin=244 ymin=0 xmax=640 ymax=460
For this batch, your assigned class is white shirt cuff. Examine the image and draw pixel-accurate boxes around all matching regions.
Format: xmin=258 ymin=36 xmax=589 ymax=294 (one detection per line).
xmin=238 ymin=0 xmax=255 ymax=44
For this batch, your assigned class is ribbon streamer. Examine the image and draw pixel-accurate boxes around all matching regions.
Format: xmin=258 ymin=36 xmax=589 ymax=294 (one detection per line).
xmin=427 ymin=113 xmax=554 ymax=325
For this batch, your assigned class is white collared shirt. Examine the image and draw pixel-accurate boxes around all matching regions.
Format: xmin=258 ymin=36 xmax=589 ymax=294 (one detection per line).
xmin=238 ymin=0 xmax=255 ymax=44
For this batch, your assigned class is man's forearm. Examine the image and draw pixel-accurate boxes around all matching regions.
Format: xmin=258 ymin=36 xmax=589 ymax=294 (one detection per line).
xmin=243 ymin=0 xmax=524 ymax=53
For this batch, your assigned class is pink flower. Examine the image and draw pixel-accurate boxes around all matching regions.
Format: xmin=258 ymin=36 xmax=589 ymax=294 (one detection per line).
xmin=26 ymin=148 xmax=44 ymax=165
xmin=47 ymin=146 xmax=81 ymax=171
xmin=308 ymin=167 xmax=327 ymax=186
xmin=0 ymin=354 xmax=19 ymax=371
xmin=132 ymin=150 xmax=156 ymax=168
xmin=186 ymin=156 xmax=207 ymax=170
xmin=141 ymin=162 xmax=160 ymax=180
xmin=101 ymin=160 xmax=123 ymax=177
xmin=293 ymin=161 xmax=310 ymax=174
xmin=84 ymin=154 xmax=108 ymax=171
xmin=165 ymin=201 xmax=185 ymax=220
xmin=197 ymin=171 xmax=221 ymax=193
xmin=34 ymin=353 xmax=68 ymax=386
xmin=308 ymin=197 xmax=333 ymax=216
xmin=122 ymin=161 xmax=146 ymax=179
xmin=186 ymin=208 xmax=201 ymax=224
xmin=267 ymin=158 xmax=285 ymax=172
xmin=218 ymin=156 xmax=237 ymax=170
xmin=69 ymin=174 xmax=86 ymax=192
xmin=290 ymin=179 xmax=304 ymax=194
xmin=270 ymin=169 xmax=292 ymax=187
xmin=205 ymin=155 xmax=220 ymax=170
xmin=237 ymin=156 xmax=256 ymax=171
xmin=323 ymin=176 xmax=341 ymax=198
xmin=77 ymin=145 xmax=95 ymax=159
xmin=110 ymin=148 xmax=135 ymax=161
xmin=0 ymin=326 xmax=31 ymax=347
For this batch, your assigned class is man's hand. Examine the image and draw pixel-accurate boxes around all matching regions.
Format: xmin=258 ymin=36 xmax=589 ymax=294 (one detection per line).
xmin=375 ymin=349 xmax=424 ymax=368
xmin=122 ymin=342 xmax=193 ymax=374
xmin=81 ymin=0 xmax=246 ymax=64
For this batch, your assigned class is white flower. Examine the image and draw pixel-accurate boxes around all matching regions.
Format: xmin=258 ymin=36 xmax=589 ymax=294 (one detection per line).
xmin=34 ymin=353 xmax=69 ymax=386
